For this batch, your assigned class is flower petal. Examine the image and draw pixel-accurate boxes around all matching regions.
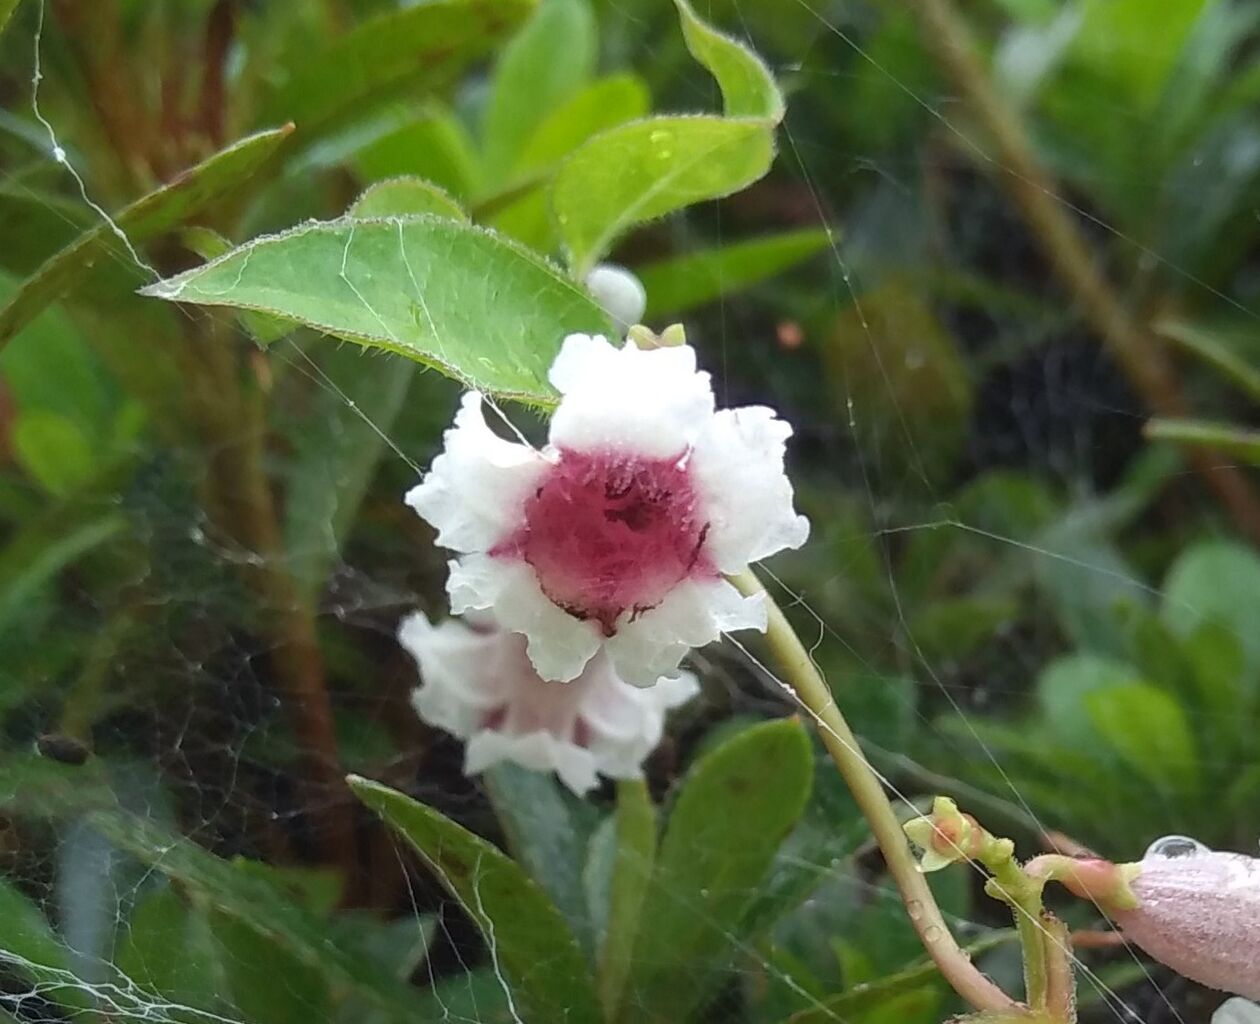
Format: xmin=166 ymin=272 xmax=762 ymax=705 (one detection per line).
xmin=447 ymin=554 xmax=603 ymax=682
xmin=1215 ymin=1000 xmax=1260 ymax=1024
xmin=405 ymin=392 xmax=546 ymax=552
xmin=465 ymin=730 xmax=600 ymax=795
xmin=690 ymin=406 xmax=810 ymax=571
xmin=399 ymin=612 xmax=506 ymax=738
xmin=548 ymin=334 xmax=714 ymax=458
xmin=606 ymin=577 xmax=766 ymax=686
xmin=1117 ymin=850 xmax=1260 ymax=999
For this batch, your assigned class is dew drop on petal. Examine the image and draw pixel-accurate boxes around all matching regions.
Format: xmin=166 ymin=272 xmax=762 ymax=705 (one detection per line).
xmin=1144 ymin=834 xmax=1210 ymax=860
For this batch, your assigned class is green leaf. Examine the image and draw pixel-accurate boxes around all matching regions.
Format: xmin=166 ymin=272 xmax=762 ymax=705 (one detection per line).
xmin=348 ymin=774 xmax=602 ymax=1024
xmin=548 ymin=0 xmax=783 ymax=273
xmin=140 ymin=216 xmax=612 ymax=402
xmin=1036 ymin=653 xmax=1144 ymax=748
xmin=257 ymin=0 xmax=535 ymax=145
xmin=11 ymin=411 xmax=96 ymax=496
xmin=483 ymin=0 xmax=596 ymax=180
xmin=0 ymin=513 xmax=126 ymax=630
xmin=85 ymin=810 xmax=425 ymax=1023
xmin=482 ymin=763 xmax=596 ymax=951
xmin=0 ymin=126 xmax=293 ymax=349
xmin=349 ymin=177 xmax=468 ymax=221
xmin=0 ymin=0 xmax=19 ymax=35
xmin=638 ymin=227 xmax=830 ymax=318
xmin=1163 ymin=540 xmax=1260 ymax=682
xmin=514 ymin=74 xmax=651 ymax=177
xmin=0 ymin=878 xmax=92 ymax=1011
xmin=1145 ymin=417 xmax=1260 ymax=467
xmin=1085 ymin=682 xmax=1199 ymax=793
xmin=353 ymin=104 xmax=482 ymax=199
xmin=180 ymin=227 xmax=296 ymax=343
xmin=776 ymin=935 xmax=1018 ymax=1023
xmin=1071 ymin=0 xmax=1209 ymax=109
xmin=620 ymin=718 xmax=813 ymax=1022
xmin=0 ymin=186 xmax=88 ymax=279
xmin=553 ymin=116 xmax=774 ymax=275
xmin=597 ymin=778 xmax=656 ymax=1019
xmin=1156 ymin=318 xmax=1260 ymax=403
xmin=208 ymin=911 xmax=332 ymax=1024
xmin=115 ymin=885 xmax=221 ymax=1011
xmin=673 ymin=0 xmax=783 ymax=120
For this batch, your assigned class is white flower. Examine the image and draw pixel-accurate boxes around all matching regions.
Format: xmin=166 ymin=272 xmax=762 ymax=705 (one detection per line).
xmin=406 ymin=334 xmax=809 ymax=685
xmin=1114 ymin=844 xmax=1260 ymax=999
xmin=399 ymin=611 xmax=697 ymax=795
xmin=1215 ymin=1000 xmax=1260 ymax=1024
xmin=585 ymin=264 xmax=646 ymax=332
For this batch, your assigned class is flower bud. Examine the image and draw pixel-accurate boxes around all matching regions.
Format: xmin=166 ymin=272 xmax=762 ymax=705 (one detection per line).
xmin=1214 ymin=999 xmax=1260 ymax=1024
xmin=903 ymin=796 xmax=988 ymax=871
xmin=585 ymin=263 xmax=646 ymax=333
xmin=1114 ymin=846 xmax=1260 ymax=999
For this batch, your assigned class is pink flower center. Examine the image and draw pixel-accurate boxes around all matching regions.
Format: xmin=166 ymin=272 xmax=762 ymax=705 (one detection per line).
xmin=496 ymin=448 xmax=712 ymax=634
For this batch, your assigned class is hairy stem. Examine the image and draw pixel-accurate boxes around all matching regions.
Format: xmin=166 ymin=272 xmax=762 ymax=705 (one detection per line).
xmin=731 ymin=569 xmax=1020 ymax=1014
xmin=988 ymin=859 xmax=1049 ymax=1011
xmin=917 ymin=0 xmax=1260 ymax=547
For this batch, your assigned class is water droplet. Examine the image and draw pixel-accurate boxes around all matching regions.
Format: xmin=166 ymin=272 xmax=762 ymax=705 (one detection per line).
xmin=923 ymin=924 xmax=943 ymax=943
xmin=1144 ymin=834 xmax=1209 ymax=860
xmin=648 ymin=127 xmax=674 ymax=160
xmin=906 ymin=899 xmax=923 ymax=921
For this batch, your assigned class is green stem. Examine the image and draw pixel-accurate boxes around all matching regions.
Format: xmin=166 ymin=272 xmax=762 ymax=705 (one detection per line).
xmin=730 ymin=570 xmax=1020 ymax=1014
xmin=988 ymin=860 xmax=1049 ymax=1011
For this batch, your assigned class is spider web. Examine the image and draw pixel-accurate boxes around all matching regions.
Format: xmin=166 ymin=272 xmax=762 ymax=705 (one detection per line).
xmin=0 ymin=1 xmax=1256 ymax=1023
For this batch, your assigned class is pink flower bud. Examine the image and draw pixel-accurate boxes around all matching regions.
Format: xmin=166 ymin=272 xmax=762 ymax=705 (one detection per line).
xmin=1115 ymin=847 xmax=1260 ymax=999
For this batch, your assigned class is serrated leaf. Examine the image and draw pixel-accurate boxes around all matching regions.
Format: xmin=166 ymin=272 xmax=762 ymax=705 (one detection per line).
xmin=349 ymin=177 xmax=467 ymax=221
xmin=0 ymin=126 xmax=292 ymax=348
xmin=619 ymin=718 xmax=813 ymax=1022
xmin=140 ymin=216 xmax=612 ymax=402
xmin=553 ymin=116 xmax=774 ymax=275
xmin=258 ymin=0 xmax=535 ymax=145
xmin=483 ymin=0 xmax=596 ymax=180
xmin=180 ymin=227 xmax=296 ymax=343
xmin=674 ymin=0 xmax=783 ymax=121
xmin=638 ymin=227 xmax=830 ymax=318
xmin=349 ymin=775 xmax=602 ymax=1024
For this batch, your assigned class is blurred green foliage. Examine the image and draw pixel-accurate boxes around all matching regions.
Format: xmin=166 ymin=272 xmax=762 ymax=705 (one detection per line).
xmin=1 ymin=0 xmax=1259 ymax=1022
